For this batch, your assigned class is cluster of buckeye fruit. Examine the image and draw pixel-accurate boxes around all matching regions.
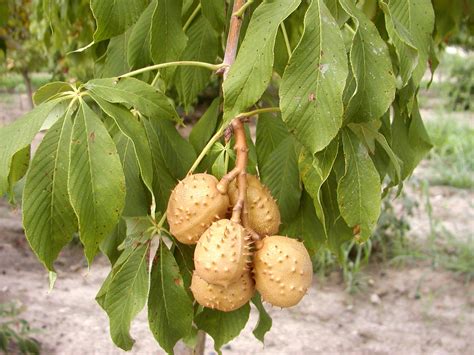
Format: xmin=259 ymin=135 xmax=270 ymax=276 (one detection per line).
xmin=166 ymin=173 xmax=313 ymax=312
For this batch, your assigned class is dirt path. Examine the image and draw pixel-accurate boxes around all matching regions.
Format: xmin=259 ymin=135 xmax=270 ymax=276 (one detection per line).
xmin=0 ymin=201 xmax=473 ymax=354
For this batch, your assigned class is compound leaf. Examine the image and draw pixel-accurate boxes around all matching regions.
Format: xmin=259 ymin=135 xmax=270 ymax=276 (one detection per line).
xmin=223 ymin=0 xmax=301 ymax=124
xmin=23 ymin=112 xmax=77 ymax=271
xmin=85 ymin=77 xmax=180 ymax=122
xmin=280 ymin=0 xmax=348 ymax=154
xmin=91 ymin=0 xmax=148 ymax=41
xmin=337 ymin=129 xmax=381 ymax=241
xmin=68 ymin=101 xmax=125 ymax=263
xmin=148 ymin=241 xmax=194 ymax=354
xmin=339 ymin=0 xmax=396 ymax=123
xmin=195 ymin=304 xmax=250 ymax=353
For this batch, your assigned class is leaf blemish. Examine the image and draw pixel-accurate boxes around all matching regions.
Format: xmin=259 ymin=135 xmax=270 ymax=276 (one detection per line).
xmin=89 ymin=131 xmax=96 ymax=142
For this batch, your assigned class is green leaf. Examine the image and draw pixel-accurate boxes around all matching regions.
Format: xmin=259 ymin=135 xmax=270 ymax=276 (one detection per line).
xmin=321 ymin=173 xmax=353 ymax=259
xmin=280 ymin=0 xmax=348 ymax=154
xmin=383 ymin=0 xmax=434 ymax=86
xmin=150 ymin=0 xmax=188 ymax=80
xmin=195 ymin=304 xmax=250 ymax=352
xmin=7 ymin=146 xmax=30 ymax=200
xmin=91 ymin=0 xmax=148 ymax=41
xmin=117 ymin=216 xmax=154 ymax=252
xmin=281 ymin=191 xmax=324 ymax=256
xmin=85 ymin=77 xmax=180 ymax=122
xmin=148 ymin=241 xmax=194 ymax=354
xmin=251 ymin=294 xmax=272 ymax=343
xmin=100 ymin=30 xmax=131 ymax=77
xmin=325 ymin=0 xmax=350 ymax=26
xmin=22 ymin=113 xmax=77 ymax=271
xmin=201 ymin=0 xmax=225 ymax=33
xmin=143 ymin=119 xmax=178 ymax=212
xmin=100 ymin=218 xmax=127 ymax=265
xmin=339 ymin=0 xmax=396 ymax=123
xmin=260 ymin=136 xmax=301 ymax=223
xmin=273 ymin=28 xmax=290 ymax=77
xmin=255 ymin=112 xmax=289 ymax=168
xmin=379 ymin=1 xmax=418 ymax=86
xmin=174 ymin=242 xmax=194 ymax=290
xmin=391 ymin=100 xmax=432 ymax=179
xmin=337 ymin=129 xmax=381 ymax=241
xmin=33 ymin=82 xmax=73 ymax=105
xmin=175 ymin=16 xmax=219 ymax=110
xmin=223 ymin=0 xmax=301 ymax=124
xmin=127 ymin=0 xmax=155 ymax=69
xmin=298 ymin=137 xmax=338 ymax=235
xmin=211 ymin=143 xmax=228 ymax=180
xmin=68 ymin=101 xmax=125 ymax=263
xmin=189 ymin=98 xmax=220 ymax=153
xmin=0 ymin=98 xmax=66 ymax=195
xmin=114 ymin=132 xmax=150 ymax=217
xmin=102 ymin=244 xmax=149 ymax=350
xmin=89 ymin=94 xmax=154 ymax=193
xmin=144 ymin=119 xmax=196 ymax=180
xmin=348 ymin=121 xmax=402 ymax=184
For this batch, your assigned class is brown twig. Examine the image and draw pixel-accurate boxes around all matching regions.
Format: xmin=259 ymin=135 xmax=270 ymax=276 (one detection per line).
xmin=215 ymin=1 xmax=260 ymax=241
xmin=218 ymin=0 xmax=246 ymax=79
xmin=215 ymin=0 xmax=250 ymax=227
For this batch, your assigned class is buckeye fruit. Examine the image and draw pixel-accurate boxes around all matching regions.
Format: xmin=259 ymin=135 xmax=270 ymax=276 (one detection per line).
xmin=194 ymin=219 xmax=251 ymax=286
xmin=166 ymin=173 xmax=229 ymax=244
xmin=228 ymin=174 xmax=280 ymax=237
xmin=190 ymin=272 xmax=255 ymax=312
xmin=253 ymin=235 xmax=312 ymax=308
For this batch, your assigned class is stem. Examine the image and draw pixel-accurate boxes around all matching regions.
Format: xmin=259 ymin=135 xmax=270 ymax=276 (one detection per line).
xmin=187 ymin=126 xmax=225 ymax=174
xmin=120 ymin=61 xmax=226 ymax=78
xmin=216 ymin=119 xmax=248 ymax=223
xmin=236 ymin=107 xmax=280 ymax=119
xmin=183 ymin=3 xmax=202 ymax=32
xmin=151 ymin=71 xmax=161 ymax=87
xmin=344 ymin=23 xmax=356 ymax=35
xmin=218 ymin=0 xmax=249 ymax=224
xmin=221 ymin=0 xmax=246 ymax=79
xmin=280 ymin=22 xmax=292 ymax=58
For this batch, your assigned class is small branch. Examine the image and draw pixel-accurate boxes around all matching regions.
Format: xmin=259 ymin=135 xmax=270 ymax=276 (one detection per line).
xmin=120 ymin=61 xmax=226 ymax=79
xmin=183 ymin=3 xmax=202 ymax=32
xmin=236 ymin=107 xmax=280 ymax=119
xmin=229 ymin=119 xmax=248 ymax=224
xmin=218 ymin=0 xmax=249 ymax=225
xmin=220 ymin=0 xmax=246 ymax=79
xmin=280 ymin=22 xmax=292 ymax=58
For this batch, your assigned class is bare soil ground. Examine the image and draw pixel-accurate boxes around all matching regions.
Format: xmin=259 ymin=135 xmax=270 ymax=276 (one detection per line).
xmin=0 ymin=94 xmax=473 ymax=354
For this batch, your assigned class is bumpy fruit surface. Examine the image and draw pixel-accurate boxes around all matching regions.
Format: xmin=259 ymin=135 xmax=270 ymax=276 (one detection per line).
xmin=194 ymin=219 xmax=251 ymax=286
xmin=253 ymin=235 xmax=312 ymax=308
xmin=228 ymin=174 xmax=280 ymax=236
xmin=166 ymin=173 xmax=229 ymax=244
xmin=190 ymin=272 xmax=255 ymax=312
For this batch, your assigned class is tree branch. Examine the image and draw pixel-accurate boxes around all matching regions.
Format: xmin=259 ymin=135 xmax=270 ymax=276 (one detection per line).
xmin=220 ymin=0 xmax=246 ymax=79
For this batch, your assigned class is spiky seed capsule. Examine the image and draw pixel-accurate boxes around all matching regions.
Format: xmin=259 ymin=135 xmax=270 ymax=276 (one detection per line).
xmin=228 ymin=174 xmax=280 ymax=236
xmin=194 ymin=219 xmax=250 ymax=286
xmin=190 ymin=272 xmax=255 ymax=312
xmin=166 ymin=174 xmax=229 ymax=245
xmin=253 ymin=235 xmax=313 ymax=308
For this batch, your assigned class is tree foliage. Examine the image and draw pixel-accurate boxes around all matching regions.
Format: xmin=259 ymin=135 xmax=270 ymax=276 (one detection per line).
xmin=0 ymin=0 xmax=470 ymax=353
